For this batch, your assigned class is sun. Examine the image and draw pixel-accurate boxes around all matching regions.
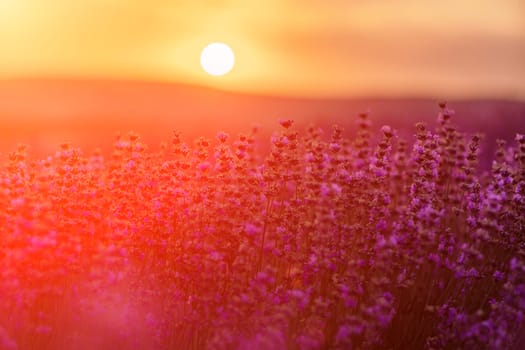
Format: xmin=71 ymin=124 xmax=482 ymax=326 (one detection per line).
xmin=200 ymin=42 xmax=235 ymax=76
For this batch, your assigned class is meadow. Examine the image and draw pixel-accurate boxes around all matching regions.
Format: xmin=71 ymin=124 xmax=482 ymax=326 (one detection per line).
xmin=0 ymin=103 xmax=524 ymax=349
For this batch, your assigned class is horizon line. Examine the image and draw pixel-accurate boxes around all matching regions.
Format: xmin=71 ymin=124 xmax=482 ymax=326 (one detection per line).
xmin=1 ymin=75 xmax=524 ymax=104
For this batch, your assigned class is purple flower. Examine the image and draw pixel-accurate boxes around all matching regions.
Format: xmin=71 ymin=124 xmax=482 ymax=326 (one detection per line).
xmin=493 ymin=270 xmax=505 ymax=282
xmin=336 ymin=324 xmax=351 ymax=343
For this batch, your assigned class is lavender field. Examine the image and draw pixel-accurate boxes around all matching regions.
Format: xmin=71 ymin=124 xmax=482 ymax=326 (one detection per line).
xmin=0 ymin=103 xmax=524 ymax=349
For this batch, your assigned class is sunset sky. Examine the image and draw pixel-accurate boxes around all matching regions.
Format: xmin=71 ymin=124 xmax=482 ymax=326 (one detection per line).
xmin=0 ymin=0 xmax=524 ymax=99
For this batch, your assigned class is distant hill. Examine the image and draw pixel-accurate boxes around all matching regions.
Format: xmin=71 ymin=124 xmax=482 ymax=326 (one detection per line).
xmin=0 ymin=78 xmax=524 ymax=160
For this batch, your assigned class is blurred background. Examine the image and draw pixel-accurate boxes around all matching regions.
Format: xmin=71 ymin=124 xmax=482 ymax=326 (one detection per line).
xmin=0 ymin=0 xmax=524 ymax=156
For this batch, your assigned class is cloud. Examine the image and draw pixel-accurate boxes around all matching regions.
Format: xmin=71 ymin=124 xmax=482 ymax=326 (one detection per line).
xmin=255 ymin=28 xmax=525 ymax=97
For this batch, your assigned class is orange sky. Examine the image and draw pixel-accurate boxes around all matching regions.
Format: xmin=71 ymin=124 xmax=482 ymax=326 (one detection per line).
xmin=0 ymin=0 xmax=524 ymax=99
